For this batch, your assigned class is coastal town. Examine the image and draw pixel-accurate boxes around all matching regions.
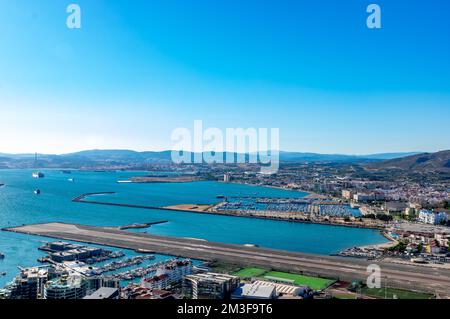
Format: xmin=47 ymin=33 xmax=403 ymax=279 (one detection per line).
xmin=0 ymin=152 xmax=449 ymax=300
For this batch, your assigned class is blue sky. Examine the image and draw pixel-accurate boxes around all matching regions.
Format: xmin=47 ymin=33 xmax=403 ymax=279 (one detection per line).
xmin=0 ymin=0 xmax=449 ymax=154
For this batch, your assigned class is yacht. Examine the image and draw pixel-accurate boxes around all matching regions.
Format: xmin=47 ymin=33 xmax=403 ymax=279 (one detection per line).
xmin=68 ymin=178 xmax=75 ymax=182
xmin=32 ymin=172 xmax=45 ymax=178
xmin=34 ymin=189 xmax=41 ymax=195
xmin=0 ymin=252 xmax=5 ymax=259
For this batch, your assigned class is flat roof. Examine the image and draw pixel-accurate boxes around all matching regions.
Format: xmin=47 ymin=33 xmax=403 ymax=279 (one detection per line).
xmin=233 ymin=283 xmax=275 ymax=298
xmin=83 ymin=287 xmax=118 ymax=299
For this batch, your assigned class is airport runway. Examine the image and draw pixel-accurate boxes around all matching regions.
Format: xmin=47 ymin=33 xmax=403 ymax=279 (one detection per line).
xmin=4 ymin=222 xmax=450 ymax=297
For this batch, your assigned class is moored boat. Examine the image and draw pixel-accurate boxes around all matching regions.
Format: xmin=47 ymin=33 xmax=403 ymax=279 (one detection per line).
xmin=32 ymin=172 xmax=45 ymax=178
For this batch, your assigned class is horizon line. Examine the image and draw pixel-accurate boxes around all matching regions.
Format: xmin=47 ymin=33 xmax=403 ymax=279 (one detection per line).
xmin=1 ymin=148 xmax=444 ymax=157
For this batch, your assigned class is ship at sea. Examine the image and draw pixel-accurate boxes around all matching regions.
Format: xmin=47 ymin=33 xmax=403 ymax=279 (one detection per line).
xmin=34 ymin=189 xmax=41 ymax=195
xmin=32 ymin=172 xmax=44 ymax=178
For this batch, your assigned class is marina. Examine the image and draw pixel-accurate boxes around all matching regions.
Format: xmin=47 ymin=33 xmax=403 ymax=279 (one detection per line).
xmin=94 ymin=255 xmax=156 ymax=275
xmin=218 ymin=196 xmax=361 ymax=217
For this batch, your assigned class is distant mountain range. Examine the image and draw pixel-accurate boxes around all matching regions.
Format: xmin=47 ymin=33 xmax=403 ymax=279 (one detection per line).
xmin=0 ymin=149 xmax=426 ymax=169
xmin=365 ymin=150 xmax=450 ymax=172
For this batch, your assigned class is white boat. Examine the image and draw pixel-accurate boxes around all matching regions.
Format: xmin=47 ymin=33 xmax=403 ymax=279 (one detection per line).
xmin=34 ymin=189 xmax=41 ymax=195
xmin=68 ymin=178 xmax=75 ymax=182
xmin=0 ymin=252 xmax=5 ymax=259
xmin=32 ymin=172 xmax=44 ymax=178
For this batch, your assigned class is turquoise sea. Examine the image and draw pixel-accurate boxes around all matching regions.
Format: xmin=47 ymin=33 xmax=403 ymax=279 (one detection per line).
xmin=0 ymin=169 xmax=387 ymax=287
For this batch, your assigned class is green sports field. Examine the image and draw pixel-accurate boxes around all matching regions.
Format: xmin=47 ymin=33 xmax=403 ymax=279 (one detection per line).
xmin=361 ymin=287 xmax=434 ymax=299
xmin=263 ymin=271 xmax=336 ymax=290
xmin=233 ymin=267 xmax=267 ymax=278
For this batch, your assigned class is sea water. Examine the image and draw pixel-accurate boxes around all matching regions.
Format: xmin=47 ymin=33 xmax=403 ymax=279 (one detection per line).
xmin=0 ymin=169 xmax=387 ymax=287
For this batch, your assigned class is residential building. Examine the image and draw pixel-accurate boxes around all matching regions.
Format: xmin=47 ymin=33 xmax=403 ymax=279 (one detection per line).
xmin=0 ymin=266 xmax=52 ymax=299
xmin=142 ymin=258 xmax=193 ymax=290
xmin=183 ymin=273 xmax=240 ymax=299
xmin=44 ymin=274 xmax=87 ymax=299
xmin=418 ymin=210 xmax=449 ymax=225
xmin=342 ymin=190 xmax=354 ymax=200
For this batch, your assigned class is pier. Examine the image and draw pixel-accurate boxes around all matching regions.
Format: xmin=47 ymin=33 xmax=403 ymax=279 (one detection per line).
xmin=3 ymin=222 xmax=450 ymax=297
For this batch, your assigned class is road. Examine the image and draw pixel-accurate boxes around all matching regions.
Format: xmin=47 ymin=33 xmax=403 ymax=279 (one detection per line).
xmin=4 ymin=222 xmax=450 ymax=297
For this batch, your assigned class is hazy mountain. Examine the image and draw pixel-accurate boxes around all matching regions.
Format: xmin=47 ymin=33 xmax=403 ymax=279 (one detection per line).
xmin=0 ymin=149 xmax=425 ymax=169
xmin=365 ymin=150 xmax=450 ymax=172
xmin=278 ymin=151 xmax=421 ymax=163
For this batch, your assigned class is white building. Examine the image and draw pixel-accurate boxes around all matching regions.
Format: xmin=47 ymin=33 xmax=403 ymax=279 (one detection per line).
xmin=232 ymin=283 xmax=277 ymax=299
xmin=224 ymin=173 xmax=232 ymax=183
xmin=44 ymin=274 xmax=87 ymax=299
xmin=418 ymin=210 xmax=448 ymax=225
xmin=353 ymin=193 xmax=375 ymax=203
xmin=142 ymin=259 xmax=193 ymax=290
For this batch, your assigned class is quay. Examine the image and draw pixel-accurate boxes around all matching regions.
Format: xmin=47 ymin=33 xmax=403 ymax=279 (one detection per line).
xmin=3 ymin=222 xmax=450 ymax=297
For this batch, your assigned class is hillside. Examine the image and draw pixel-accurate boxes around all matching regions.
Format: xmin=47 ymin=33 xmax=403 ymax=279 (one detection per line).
xmin=365 ymin=150 xmax=450 ymax=172
xmin=0 ymin=149 xmax=423 ymax=169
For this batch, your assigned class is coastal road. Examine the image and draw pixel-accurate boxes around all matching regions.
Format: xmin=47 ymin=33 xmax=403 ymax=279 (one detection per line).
xmin=4 ymin=222 xmax=450 ymax=297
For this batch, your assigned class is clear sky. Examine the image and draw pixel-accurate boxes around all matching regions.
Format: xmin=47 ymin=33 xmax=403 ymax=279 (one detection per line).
xmin=0 ymin=0 xmax=449 ymax=154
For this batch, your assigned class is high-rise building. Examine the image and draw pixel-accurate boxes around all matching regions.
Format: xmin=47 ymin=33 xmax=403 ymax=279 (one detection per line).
xmin=183 ymin=272 xmax=240 ymax=299
xmin=44 ymin=273 xmax=87 ymax=299
xmin=0 ymin=266 xmax=53 ymax=299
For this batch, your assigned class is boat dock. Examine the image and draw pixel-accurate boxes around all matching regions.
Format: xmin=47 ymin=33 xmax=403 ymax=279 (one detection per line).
xmin=3 ymin=222 xmax=450 ymax=296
